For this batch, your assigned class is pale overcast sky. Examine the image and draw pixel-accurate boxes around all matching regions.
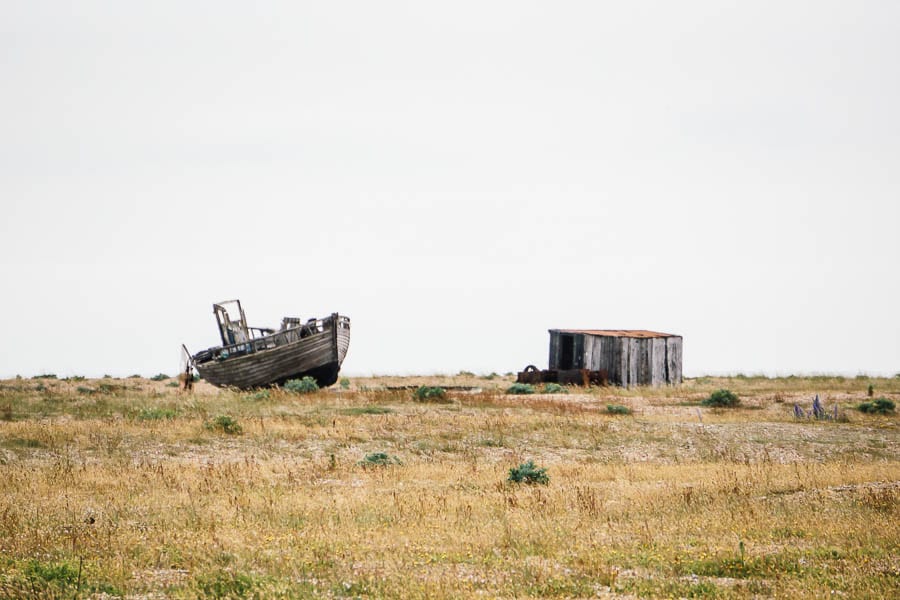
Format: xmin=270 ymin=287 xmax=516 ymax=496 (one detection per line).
xmin=2 ymin=1 xmax=898 ymax=379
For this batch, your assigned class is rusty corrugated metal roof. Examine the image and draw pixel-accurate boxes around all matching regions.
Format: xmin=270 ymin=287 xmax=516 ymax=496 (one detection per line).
xmin=549 ymin=329 xmax=678 ymax=338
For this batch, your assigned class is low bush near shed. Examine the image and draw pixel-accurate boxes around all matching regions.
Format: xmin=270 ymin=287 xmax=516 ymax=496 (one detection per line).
xmin=857 ymin=398 xmax=896 ymax=415
xmin=701 ymin=389 xmax=740 ymax=407
xmin=413 ymin=386 xmax=449 ymax=402
xmin=541 ymin=383 xmax=567 ymax=394
xmin=507 ymin=383 xmax=536 ymax=395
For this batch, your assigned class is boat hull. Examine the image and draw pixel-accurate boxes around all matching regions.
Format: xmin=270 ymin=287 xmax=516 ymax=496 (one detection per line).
xmin=196 ymin=320 xmax=350 ymax=389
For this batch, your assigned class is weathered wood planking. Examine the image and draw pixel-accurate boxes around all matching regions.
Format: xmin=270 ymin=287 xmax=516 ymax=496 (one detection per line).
xmin=651 ymin=337 xmax=666 ymax=386
xmin=547 ymin=329 xmax=682 ymax=387
xmin=548 ymin=334 xmax=559 ymax=372
xmin=194 ymin=311 xmax=351 ymax=390
xmin=666 ymin=335 xmax=682 ymax=384
xmin=199 ymin=330 xmax=336 ymax=388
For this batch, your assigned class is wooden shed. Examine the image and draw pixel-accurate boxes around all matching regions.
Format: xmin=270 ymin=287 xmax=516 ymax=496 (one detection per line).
xmin=548 ymin=329 xmax=682 ymax=387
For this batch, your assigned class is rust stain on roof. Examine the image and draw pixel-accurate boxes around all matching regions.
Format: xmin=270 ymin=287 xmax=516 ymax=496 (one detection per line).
xmin=550 ymin=329 xmax=678 ymax=338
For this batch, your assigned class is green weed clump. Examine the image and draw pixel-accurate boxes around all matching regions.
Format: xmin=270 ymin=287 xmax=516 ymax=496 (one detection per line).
xmin=204 ymin=415 xmax=242 ymax=434
xmin=606 ymin=404 xmax=632 ymax=415
xmin=413 ymin=386 xmax=448 ymax=402
xmin=702 ymin=388 xmax=740 ymax=407
xmin=541 ymin=383 xmax=568 ymax=394
xmin=284 ymin=377 xmax=319 ymax=394
xmin=246 ymin=389 xmax=271 ymax=401
xmin=339 ymin=377 xmax=351 ymax=390
xmin=150 ymin=373 xmax=170 ymax=381
xmin=358 ymin=452 xmax=401 ymax=468
xmin=857 ymin=398 xmax=896 ymax=415
xmin=138 ymin=407 xmax=178 ymax=420
xmin=15 ymin=559 xmax=120 ymax=597
xmin=508 ymin=460 xmax=549 ymax=485
xmin=507 ymin=383 xmax=536 ymax=395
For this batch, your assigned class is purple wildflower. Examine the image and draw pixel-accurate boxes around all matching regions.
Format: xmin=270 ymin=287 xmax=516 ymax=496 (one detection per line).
xmin=812 ymin=394 xmax=826 ymax=419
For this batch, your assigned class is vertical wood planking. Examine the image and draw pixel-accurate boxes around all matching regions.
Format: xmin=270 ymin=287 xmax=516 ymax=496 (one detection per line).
xmin=583 ymin=334 xmax=593 ymax=372
xmin=628 ymin=338 xmax=639 ymax=387
xmin=637 ymin=338 xmax=650 ymax=385
xmin=543 ymin=331 xmax=682 ymax=387
xmin=651 ymin=337 xmax=666 ymax=386
xmin=667 ymin=336 xmax=683 ymax=384
xmin=548 ymin=332 xmax=559 ymax=370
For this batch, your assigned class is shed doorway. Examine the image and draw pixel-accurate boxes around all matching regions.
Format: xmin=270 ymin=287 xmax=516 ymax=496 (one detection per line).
xmin=558 ymin=334 xmax=583 ymax=369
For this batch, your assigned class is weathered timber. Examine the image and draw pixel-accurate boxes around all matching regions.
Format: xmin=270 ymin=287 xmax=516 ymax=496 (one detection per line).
xmin=188 ymin=300 xmax=350 ymax=390
xmin=547 ymin=329 xmax=682 ymax=387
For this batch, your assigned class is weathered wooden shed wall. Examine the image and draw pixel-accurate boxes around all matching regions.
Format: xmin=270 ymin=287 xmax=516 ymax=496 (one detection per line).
xmin=548 ymin=329 xmax=682 ymax=387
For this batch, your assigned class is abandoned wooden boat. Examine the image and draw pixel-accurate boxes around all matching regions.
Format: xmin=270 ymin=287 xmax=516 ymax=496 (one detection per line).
xmin=189 ymin=300 xmax=350 ymax=389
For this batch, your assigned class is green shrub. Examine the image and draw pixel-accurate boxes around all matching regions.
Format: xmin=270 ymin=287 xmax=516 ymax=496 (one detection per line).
xmin=150 ymin=373 xmax=170 ymax=381
xmin=413 ymin=386 xmax=449 ymax=402
xmin=358 ymin=452 xmax=401 ymax=468
xmin=284 ymin=376 xmax=319 ymax=394
xmin=541 ymin=383 xmax=568 ymax=394
xmin=166 ymin=381 xmax=180 ymax=388
xmin=138 ymin=407 xmax=177 ymax=420
xmin=457 ymin=370 xmax=475 ymax=377
xmin=701 ymin=389 xmax=740 ymax=407
xmin=857 ymin=398 xmax=895 ymax=415
xmin=204 ymin=415 xmax=242 ymax=434
xmin=246 ymin=389 xmax=271 ymax=401
xmin=21 ymin=559 xmax=120 ymax=596
xmin=24 ymin=559 xmax=79 ymax=588
xmin=606 ymin=404 xmax=632 ymax=415
xmin=507 ymin=383 xmax=536 ymax=395
xmin=339 ymin=377 xmax=351 ymax=390
xmin=508 ymin=460 xmax=549 ymax=485
xmin=129 ymin=374 xmax=143 ymax=379
xmin=32 ymin=374 xmax=57 ymax=380
xmin=76 ymin=386 xmax=96 ymax=395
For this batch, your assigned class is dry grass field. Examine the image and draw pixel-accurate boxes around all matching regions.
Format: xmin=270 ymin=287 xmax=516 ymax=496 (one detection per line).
xmin=0 ymin=373 xmax=898 ymax=598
